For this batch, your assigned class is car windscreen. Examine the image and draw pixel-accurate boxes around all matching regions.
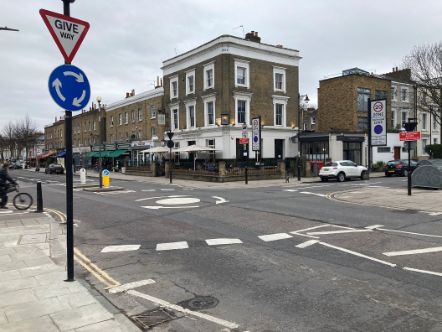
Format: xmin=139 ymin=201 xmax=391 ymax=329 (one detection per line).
xmin=325 ymin=162 xmax=338 ymax=167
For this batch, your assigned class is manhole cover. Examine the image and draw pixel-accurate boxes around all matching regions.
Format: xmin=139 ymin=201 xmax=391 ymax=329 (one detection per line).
xmin=131 ymin=308 xmax=179 ymax=330
xmin=178 ymin=295 xmax=219 ymax=311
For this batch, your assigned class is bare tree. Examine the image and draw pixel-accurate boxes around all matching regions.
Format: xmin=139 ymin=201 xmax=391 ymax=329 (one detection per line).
xmin=2 ymin=122 xmax=16 ymax=159
xmin=14 ymin=115 xmax=37 ymax=162
xmin=403 ymin=42 xmax=442 ymax=141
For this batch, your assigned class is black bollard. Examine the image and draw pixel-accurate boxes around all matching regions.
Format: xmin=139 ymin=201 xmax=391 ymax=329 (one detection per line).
xmin=36 ymin=181 xmax=43 ymax=213
xmin=245 ymin=167 xmax=248 ymax=185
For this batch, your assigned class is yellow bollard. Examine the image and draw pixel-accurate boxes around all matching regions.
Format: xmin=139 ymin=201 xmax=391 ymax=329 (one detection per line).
xmin=102 ymin=169 xmax=110 ymax=188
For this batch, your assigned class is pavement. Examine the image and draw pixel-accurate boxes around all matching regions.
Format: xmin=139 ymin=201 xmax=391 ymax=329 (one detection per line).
xmin=0 ymin=210 xmax=140 ymax=332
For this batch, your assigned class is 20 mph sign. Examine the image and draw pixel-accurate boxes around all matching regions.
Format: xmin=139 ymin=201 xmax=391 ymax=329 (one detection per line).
xmin=39 ymin=9 xmax=90 ymax=64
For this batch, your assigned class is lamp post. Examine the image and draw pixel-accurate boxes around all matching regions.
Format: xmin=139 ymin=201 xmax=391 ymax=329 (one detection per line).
xmin=297 ymin=94 xmax=309 ymax=181
xmin=96 ymin=96 xmax=103 ymax=188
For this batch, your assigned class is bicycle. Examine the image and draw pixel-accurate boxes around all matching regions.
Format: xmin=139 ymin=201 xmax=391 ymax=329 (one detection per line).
xmin=6 ymin=185 xmax=33 ymax=210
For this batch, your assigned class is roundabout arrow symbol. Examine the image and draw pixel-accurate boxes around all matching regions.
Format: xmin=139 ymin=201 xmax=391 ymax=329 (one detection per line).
xmin=72 ymin=90 xmax=86 ymax=107
xmin=63 ymin=71 xmax=84 ymax=83
xmin=51 ymin=79 xmax=65 ymax=101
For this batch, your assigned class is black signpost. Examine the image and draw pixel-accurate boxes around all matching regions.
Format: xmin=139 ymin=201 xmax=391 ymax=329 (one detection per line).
xmin=404 ymin=118 xmax=417 ymax=196
xmin=166 ymin=131 xmax=174 ymax=184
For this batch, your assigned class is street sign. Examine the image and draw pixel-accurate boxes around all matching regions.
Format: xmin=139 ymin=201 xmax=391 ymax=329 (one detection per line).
xmin=399 ymin=131 xmax=421 ymax=141
xmin=252 ymin=117 xmax=261 ymax=151
xmin=39 ymin=9 xmax=90 ymax=64
xmin=48 ymin=64 xmax=90 ymax=111
xmin=370 ymin=99 xmax=387 ymax=146
xmin=239 ymin=138 xmax=249 ymax=144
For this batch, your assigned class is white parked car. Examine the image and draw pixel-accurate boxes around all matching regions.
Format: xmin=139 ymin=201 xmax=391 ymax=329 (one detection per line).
xmin=319 ymin=160 xmax=368 ymax=182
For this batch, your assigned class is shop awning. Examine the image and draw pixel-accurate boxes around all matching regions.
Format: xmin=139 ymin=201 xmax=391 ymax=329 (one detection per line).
xmin=108 ymin=149 xmax=128 ymax=158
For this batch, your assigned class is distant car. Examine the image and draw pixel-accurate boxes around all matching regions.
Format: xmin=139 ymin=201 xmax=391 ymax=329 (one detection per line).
xmin=384 ymin=159 xmax=418 ymax=177
xmin=8 ymin=162 xmax=22 ymax=169
xmin=319 ymin=160 xmax=368 ymax=182
xmin=45 ymin=163 xmax=64 ymax=174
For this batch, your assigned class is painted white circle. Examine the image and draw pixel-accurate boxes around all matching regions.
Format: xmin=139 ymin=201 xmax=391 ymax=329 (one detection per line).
xmin=156 ymin=197 xmax=200 ymax=205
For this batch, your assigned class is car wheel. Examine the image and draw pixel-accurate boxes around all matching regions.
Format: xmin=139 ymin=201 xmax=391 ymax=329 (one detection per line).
xmin=361 ymin=170 xmax=368 ymax=180
xmin=337 ymin=172 xmax=346 ymax=182
xmin=320 ymin=177 xmax=328 ymax=182
xmin=403 ymin=169 xmax=409 ymax=177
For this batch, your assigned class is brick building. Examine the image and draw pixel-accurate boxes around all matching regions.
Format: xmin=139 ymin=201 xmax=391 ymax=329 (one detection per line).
xmin=161 ymin=32 xmax=301 ymax=162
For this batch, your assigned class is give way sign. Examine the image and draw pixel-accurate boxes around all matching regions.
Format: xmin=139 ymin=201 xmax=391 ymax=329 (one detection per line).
xmin=39 ymin=9 xmax=90 ymax=64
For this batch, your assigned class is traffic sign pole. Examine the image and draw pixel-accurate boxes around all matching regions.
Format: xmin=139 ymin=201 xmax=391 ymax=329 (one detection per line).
xmin=63 ymin=0 xmax=74 ymax=282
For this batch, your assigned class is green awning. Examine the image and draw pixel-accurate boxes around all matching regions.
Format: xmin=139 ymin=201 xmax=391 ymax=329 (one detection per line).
xmin=108 ymin=150 xmax=128 ymax=158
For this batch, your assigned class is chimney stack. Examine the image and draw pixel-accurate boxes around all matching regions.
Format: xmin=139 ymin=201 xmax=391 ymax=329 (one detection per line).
xmin=131 ymin=89 xmax=135 ymax=96
xmin=126 ymin=92 xmax=130 ymax=98
xmin=245 ymin=30 xmax=261 ymax=43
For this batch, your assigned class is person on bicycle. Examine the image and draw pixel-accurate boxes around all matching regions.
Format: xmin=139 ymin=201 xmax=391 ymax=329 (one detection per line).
xmin=0 ymin=163 xmax=17 ymax=209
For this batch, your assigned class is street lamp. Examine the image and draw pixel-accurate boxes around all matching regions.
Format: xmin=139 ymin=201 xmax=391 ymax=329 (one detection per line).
xmin=297 ymin=94 xmax=309 ymax=181
xmin=96 ymin=96 xmax=103 ymax=188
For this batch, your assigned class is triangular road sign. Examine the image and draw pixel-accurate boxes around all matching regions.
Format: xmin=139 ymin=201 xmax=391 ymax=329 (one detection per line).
xmin=39 ymin=9 xmax=90 ymax=64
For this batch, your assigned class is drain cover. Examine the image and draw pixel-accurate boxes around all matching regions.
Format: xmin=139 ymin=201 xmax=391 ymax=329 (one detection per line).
xmin=178 ymin=295 xmax=219 ymax=311
xmin=131 ymin=308 xmax=179 ymax=330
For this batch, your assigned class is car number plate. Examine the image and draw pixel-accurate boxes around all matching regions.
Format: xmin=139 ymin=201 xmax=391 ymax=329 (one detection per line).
xmin=323 ymin=168 xmax=329 ymax=171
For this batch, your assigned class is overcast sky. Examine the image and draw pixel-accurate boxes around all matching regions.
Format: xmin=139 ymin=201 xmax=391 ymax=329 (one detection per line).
xmin=1 ymin=0 xmax=441 ymax=131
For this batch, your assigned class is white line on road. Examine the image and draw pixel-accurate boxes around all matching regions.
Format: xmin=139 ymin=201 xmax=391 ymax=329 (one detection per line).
xmin=319 ymin=242 xmax=397 ymax=267
xmin=212 ymin=196 xmax=229 ymax=205
xmin=296 ymin=240 xmax=319 ymax=248
xmin=420 ymin=211 xmax=442 ymax=216
xmin=258 ymin=233 xmax=292 ymax=242
xmin=299 ymin=191 xmax=327 ymax=197
xmin=290 ymin=225 xmax=329 ymax=234
xmin=307 ymin=229 xmax=371 ymax=236
xmin=97 ymin=190 xmax=136 ymax=195
xmin=377 ymin=228 xmax=442 ymax=239
xmin=156 ymin=241 xmax=189 ymax=251
xmin=403 ymin=267 xmax=442 ymax=277
xmin=383 ymin=246 xmax=442 ymax=257
xmin=101 ymin=245 xmax=141 ymax=253
xmin=206 ymin=238 xmax=243 ymax=246
xmin=365 ymin=224 xmax=383 ymax=230
xmin=108 ymin=279 xmax=156 ymax=294
xmin=142 ymin=205 xmax=199 ymax=210
xmin=128 ymin=290 xmax=240 ymax=329
xmin=160 ymin=188 xmax=175 ymax=191
xmin=284 ymin=189 xmax=298 ymax=192
xmin=135 ymin=195 xmax=187 ymax=202
xmin=141 ymin=189 xmax=156 ymax=192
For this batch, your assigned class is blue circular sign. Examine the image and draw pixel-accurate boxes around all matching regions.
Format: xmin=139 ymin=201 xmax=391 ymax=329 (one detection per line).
xmin=102 ymin=169 xmax=110 ymax=176
xmin=48 ymin=64 xmax=90 ymax=111
xmin=374 ymin=124 xmax=383 ymax=134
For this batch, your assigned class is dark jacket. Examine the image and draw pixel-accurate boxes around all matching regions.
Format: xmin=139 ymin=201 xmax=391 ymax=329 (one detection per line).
xmin=0 ymin=169 xmax=16 ymax=189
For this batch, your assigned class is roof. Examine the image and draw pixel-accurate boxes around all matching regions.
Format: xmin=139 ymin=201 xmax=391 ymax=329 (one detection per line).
xmin=106 ymin=87 xmax=164 ymax=112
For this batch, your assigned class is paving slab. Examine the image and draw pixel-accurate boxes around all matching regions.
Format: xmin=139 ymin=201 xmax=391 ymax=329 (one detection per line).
xmin=50 ymin=303 xmax=114 ymax=331
xmin=0 ymin=315 xmax=60 ymax=332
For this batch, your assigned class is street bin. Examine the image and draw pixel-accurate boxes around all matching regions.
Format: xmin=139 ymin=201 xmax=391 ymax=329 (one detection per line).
xmin=79 ymin=168 xmax=87 ymax=184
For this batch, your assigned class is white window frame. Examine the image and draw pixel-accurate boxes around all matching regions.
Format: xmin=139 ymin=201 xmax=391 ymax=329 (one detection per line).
xmin=124 ymin=112 xmax=128 ymax=124
xmin=273 ymin=96 xmax=289 ymax=127
xmin=273 ymin=66 xmax=286 ymax=93
xmin=392 ymin=86 xmax=398 ymax=101
xmin=186 ymin=70 xmax=195 ymax=95
xmin=233 ymin=92 xmax=251 ymax=127
xmin=119 ymin=114 xmax=123 ymax=126
xmin=203 ymin=95 xmax=216 ymax=127
xmin=234 ymin=59 xmax=250 ymax=88
xmin=401 ymin=87 xmax=408 ymax=102
xmin=111 ymin=116 xmax=114 ymax=127
xmin=138 ymin=108 xmax=143 ymax=122
xmin=203 ymin=62 xmax=215 ymax=90
xmin=170 ymin=106 xmax=179 ymax=131
xmin=185 ymin=100 xmax=196 ymax=130
xmin=170 ymin=76 xmax=178 ymax=100
xmin=422 ymin=113 xmax=428 ymax=130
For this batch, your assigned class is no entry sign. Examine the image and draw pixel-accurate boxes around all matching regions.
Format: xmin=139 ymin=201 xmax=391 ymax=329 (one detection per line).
xmin=399 ymin=131 xmax=421 ymax=141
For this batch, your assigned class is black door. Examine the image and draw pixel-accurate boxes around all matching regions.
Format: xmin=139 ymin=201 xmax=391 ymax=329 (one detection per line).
xmin=274 ymin=139 xmax=284 ymax=160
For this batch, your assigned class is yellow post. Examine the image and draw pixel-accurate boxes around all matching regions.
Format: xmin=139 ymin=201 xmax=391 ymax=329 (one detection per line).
xmin=102 ymin=169 xmax=110 ymax=188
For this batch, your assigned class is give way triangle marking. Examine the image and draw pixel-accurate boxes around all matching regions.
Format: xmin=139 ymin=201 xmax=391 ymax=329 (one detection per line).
xmin=39 ymin=9 xmax=90 ymax=64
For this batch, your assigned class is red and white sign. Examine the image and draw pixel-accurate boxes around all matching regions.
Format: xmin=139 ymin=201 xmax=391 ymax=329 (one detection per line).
xmin=39 ymin=9 xmax=90 ymax=64
xmin=399 ymin=131 xmax=421 ymax=141
xmin=239 ymin=137 xmax=249 ymax=144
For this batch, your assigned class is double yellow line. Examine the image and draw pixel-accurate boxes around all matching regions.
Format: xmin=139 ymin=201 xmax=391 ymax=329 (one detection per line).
xmin=45 ymin=208 xmax=121 ymax=289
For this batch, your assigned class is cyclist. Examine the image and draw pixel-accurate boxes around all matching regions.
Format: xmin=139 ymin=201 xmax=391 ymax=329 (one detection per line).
xmin=0 ymin=163 xmax=17 ymax=209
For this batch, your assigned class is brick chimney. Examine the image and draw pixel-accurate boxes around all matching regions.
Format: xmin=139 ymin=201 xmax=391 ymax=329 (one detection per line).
xmin=245 ymin=31 xmax=261 ymax=43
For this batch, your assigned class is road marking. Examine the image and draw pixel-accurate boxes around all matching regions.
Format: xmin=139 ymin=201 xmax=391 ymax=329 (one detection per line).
xmin=142 ymin=205 xmax=199 ymax=210
xmin=206 ymin=238 xmax=243 ymax=246
xmin=212 ymin=196 xmax=229 ymax=204
xmin=318 ymin=242 xmax=396 ymax=267
xmin=420 ymin=211 xmax=442 ymax=216
xmin=284 ymin=189 xmax=298 ymax=192
xmin=296 ymin=240 xmax=319 ymax=248
xmin=0 ymin=210 xmax=13 ymax=214
xmin=135 ymin=195 xmax=187 ymax=202
xmin=299 ymin=191 xmax=327 ymax=197
xmin=258 ymin=233 xmax=292 ymax=242
xmin=365 ymin=224 xmax=383 ymax=230
xmin=141 ymin=189 xmax=156 ymax=192
xmin=383 ymin=246 xmax=442 ymax=257
xmin=160 ymin=188 xmax=175 ymax=191
xmin=108 ymin=279 xmax=156 ymax=294
xmin=378 ymin=228 xmax=442 ymax=239
xmin=101 ymin=245 xmax=141 ymax=253
xmin=307 ymin=229 xmax=371 ymax=236
xmin=403 ymin=267 xmax=442 ymax=277
xmin=156 ymin=241 xmax=189 ymax=251
xmin=156 ymin=197 xmax=200 ymax=205
xmin=97 ymin=190 xmax=136 ymax=195
xmin=291 ymin=225 xmax=329 ymax=233
xmin=128 ymin=290 xmax=240 ymax=329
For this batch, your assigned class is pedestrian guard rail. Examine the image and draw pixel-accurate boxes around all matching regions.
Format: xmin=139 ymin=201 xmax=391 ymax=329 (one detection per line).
xmin=412 ymin=159 xmax=442 ymax=189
